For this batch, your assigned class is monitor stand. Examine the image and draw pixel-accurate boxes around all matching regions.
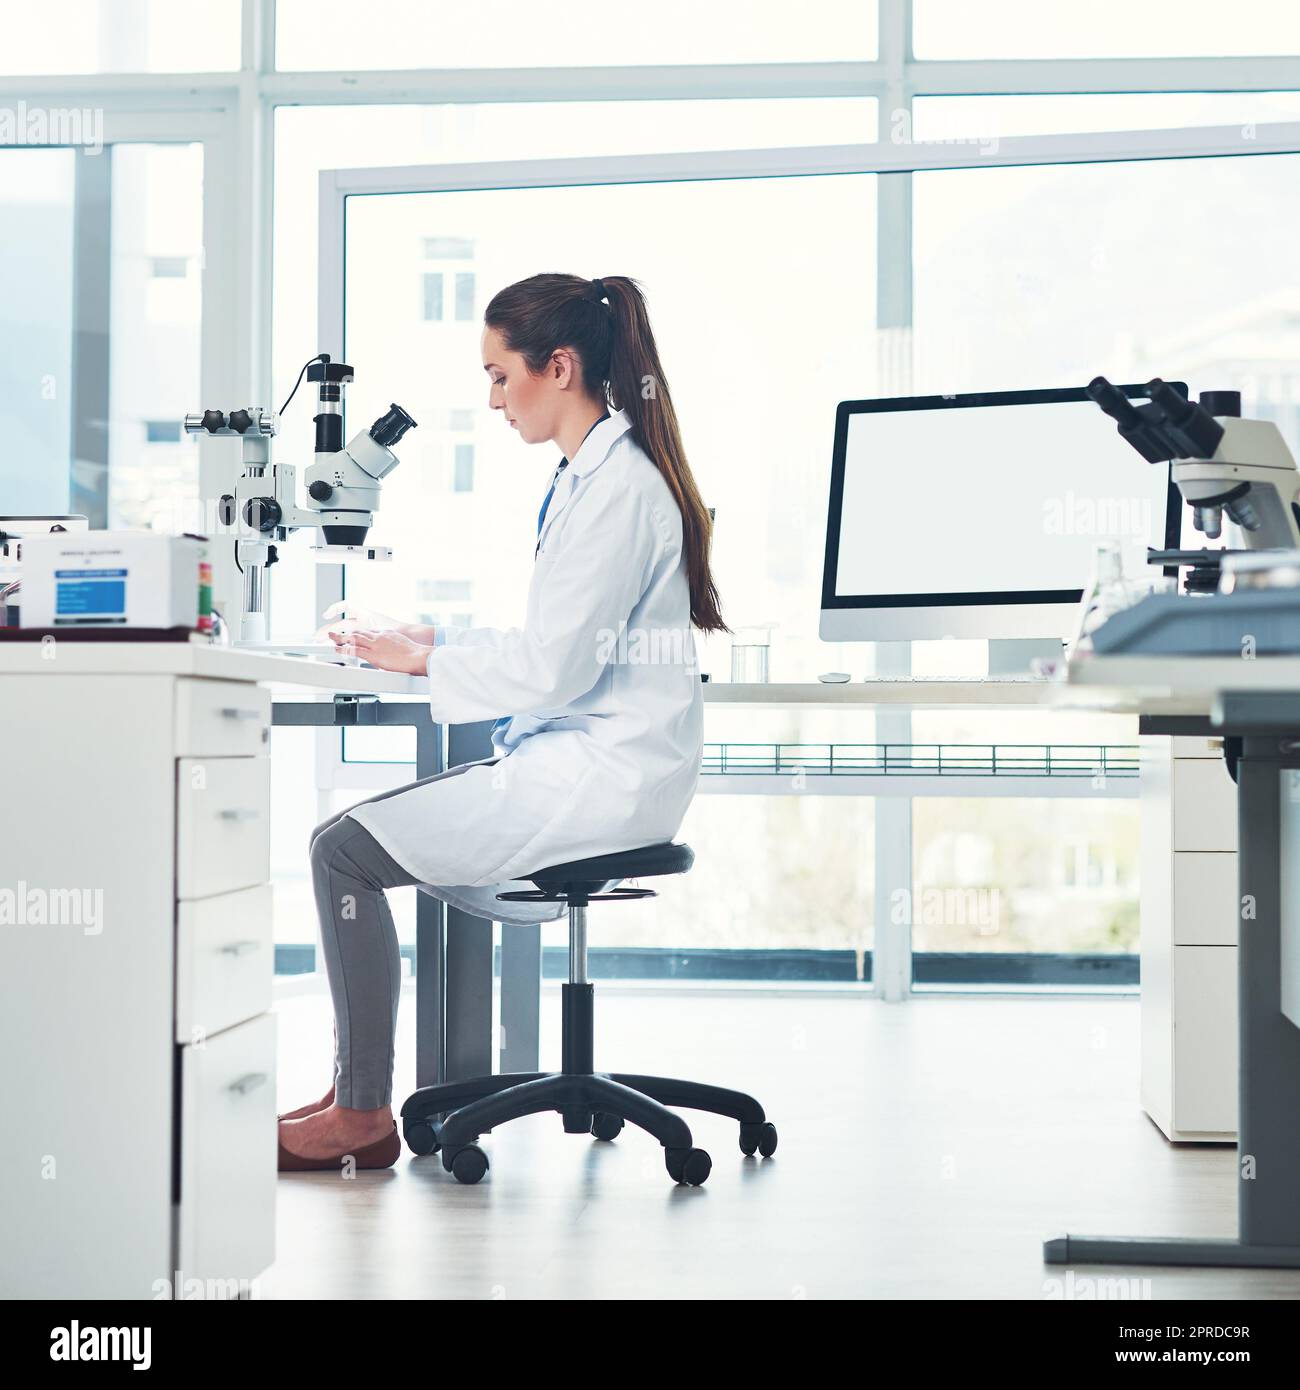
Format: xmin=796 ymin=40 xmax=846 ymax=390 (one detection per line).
xmin=987 ymin=638 xmax=1062 ymax=678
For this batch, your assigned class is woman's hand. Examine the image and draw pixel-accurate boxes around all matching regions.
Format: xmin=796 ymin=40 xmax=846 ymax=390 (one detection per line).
xmin=315 ymin=600 xmax=407 ymax=643
xmin=328 ymin=627 xmax=432 ymax=675
xmin=317 ymin=601 xmax=438 ymax=647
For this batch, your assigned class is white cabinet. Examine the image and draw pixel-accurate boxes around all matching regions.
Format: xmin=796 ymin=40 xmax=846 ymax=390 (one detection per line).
xmin=0 ymin=666 xmax=276 ymax=1298
xmin=1141 ymin=734 xmax=1238 ymax=1141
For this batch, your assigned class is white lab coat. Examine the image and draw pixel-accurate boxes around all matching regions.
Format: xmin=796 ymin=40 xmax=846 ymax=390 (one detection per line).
xmin=349 ymin=410 xmax=704 ymax=925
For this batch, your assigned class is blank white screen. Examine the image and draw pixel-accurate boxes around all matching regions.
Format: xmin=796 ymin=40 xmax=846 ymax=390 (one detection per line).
xmin=833 ymin=397 xmax=1171 ymax=599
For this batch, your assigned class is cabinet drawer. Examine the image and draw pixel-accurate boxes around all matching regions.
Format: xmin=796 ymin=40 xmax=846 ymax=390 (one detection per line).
xmin=175 ymin=678 xmax=270 ymax=759
xmin=1172 ymin=758 xmax=1238 ymax=852
xmin=1172 ymin=852 xmax=1238 ymax=946
xmin=177 ymin=757 xmax=270 ymax=900
xmin=1172 ymin=946 xmax=1238 ymax=1135
xmin=176 ymin=883 xmax=273 ymax=1044
xmin=178 ymin=1012 xmax=276 ymax=1288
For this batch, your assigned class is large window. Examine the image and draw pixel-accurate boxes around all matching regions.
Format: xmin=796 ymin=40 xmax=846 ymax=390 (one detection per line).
xmin=10 ymin=2 xmax=1300 ymax=992
xmin=302 ymin=165 xmax=881 ymax=979
xmin=0 ymin=142 xmax=203 ymax=527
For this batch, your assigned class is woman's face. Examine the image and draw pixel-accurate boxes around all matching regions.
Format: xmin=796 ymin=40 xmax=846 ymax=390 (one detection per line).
xmin=481 ymin=325 xmax=570 ymax=445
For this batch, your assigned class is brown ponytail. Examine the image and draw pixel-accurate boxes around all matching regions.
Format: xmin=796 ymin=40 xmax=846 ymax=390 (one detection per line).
xmin=484 ymin=272 xmax=727 ymax=633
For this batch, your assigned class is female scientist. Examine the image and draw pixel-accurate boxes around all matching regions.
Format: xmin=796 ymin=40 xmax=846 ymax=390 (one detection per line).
xmin=277 ymin=273 xmax=725 ymax=1170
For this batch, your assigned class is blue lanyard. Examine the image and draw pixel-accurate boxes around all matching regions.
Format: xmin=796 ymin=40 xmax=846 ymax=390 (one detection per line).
xmin=536 ymin=461 xmax=567 ymax=542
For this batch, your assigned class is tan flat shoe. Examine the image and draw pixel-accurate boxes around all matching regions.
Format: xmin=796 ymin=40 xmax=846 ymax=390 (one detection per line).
xmin=278 ymin=1124 xmax=402 ymax=1173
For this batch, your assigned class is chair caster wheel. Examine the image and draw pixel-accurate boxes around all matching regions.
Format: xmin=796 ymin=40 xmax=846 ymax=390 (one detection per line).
xmin=403 ymin=1120 xmax=439 ymax=1156
xmin=740 ymin=1121 xmax=778 ymax=1158
xmin=591 ymin=1112 xmax=625 ymax=1142
xmin=665 ymin=1146 xmax=711 ymax=1186
xmin=447 ymin=1144 xmax=489 ymax=1185
xmin=441 ymin=1138 xmax=480 ymax=1174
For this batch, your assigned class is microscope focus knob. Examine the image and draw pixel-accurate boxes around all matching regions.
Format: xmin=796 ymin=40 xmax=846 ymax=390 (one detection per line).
xmin=228 ymin=408 xmax=254 ymax=434
xmin=218 ymin=494 xmax=236 ymax=526
xmin=308 ymin=480 xmax=334 ymax=502
xmin=201 ymin=409 xmax=226 ymax=433
xmin=242 ymin=497 xmax=282 ymax=533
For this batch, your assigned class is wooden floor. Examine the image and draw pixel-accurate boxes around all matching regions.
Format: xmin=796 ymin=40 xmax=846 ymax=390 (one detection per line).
xmin=263 ymin=986 xmax=1300 ymax=1300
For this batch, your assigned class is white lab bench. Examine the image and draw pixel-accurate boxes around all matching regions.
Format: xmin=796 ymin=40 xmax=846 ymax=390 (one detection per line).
xmin=6 ymin=641 xmax=1285 ymax=1291
xmin=0 ymin=651 xmax=1084 ymax=1296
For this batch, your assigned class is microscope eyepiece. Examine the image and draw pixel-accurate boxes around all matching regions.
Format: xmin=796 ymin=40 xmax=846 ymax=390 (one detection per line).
xmin=1145 ymin=378 xmax=1190 ymax=418
xmin=1088 ymin=375 xmax=1175 ymax=463
xmin=1146 ymin=378 xmax=1223 ymax=458
xmin=370 ymin=403 xmax=417 ymax=449
xmin=1087 ymin=376 xmax=1142 ymax=428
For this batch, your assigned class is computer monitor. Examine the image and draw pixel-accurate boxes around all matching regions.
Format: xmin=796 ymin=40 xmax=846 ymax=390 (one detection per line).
xmin=819 ymin=385 xmax=1183 ymax=643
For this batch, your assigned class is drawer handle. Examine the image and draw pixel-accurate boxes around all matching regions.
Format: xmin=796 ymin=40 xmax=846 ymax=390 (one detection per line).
xmin=219 ymin=707 xmax=263 ymax=721
xmin=218 ymin=807 xmax=262 ymax=822
xmin=229 ymin=1072 xmax=269 ymax=1096
xmin=219 ymin=939 xmax=262 ymax=957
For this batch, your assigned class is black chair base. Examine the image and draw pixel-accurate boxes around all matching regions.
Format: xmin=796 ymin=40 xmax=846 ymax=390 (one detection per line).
xmin=400 ymin=842 xmax=777 ymax=1187
xmin=400 ymin=1068 xmax=776 ymax=1187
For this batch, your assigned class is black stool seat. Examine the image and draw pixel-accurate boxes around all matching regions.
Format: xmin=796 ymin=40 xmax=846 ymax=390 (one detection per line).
xmin=400 ymin=837 xmax=777 ymax=1188
xmin=528 ymin=840 xmax=694 ymax=893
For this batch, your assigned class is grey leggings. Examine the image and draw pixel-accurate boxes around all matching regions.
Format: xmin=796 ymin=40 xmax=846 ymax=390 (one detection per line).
xmin=309 ymin=760 xmax=489 ymax=1109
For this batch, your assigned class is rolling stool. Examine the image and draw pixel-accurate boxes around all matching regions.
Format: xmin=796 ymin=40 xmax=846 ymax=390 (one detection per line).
xmin=399 ymin=841 xmax=777 ymax=1186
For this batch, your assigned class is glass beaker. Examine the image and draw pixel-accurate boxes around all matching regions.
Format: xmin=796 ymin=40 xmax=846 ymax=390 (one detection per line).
xmin=730 ymin=625 xmax=772 ymax=683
